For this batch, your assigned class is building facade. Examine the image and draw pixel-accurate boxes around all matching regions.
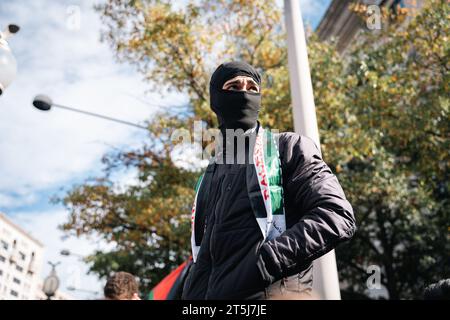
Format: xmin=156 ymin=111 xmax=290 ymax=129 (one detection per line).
xmin=0 ymin=212 xmax=44 ymax=300
xmin=316 ymin=0 xmax=425 ymax=52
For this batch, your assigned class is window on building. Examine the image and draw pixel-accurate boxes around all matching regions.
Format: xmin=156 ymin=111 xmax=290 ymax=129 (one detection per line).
xmin=13 ymin=277 xmax=21 ymax=285
xmin=0 ymin=269 xmax=3 ymax=276
xmin=27 ymin=252 xmax=36 ymax=275
xmin=16 ymin=265 xmax=23 ymax=272
xmin=10 ymin=289 xmax=18 ymax=297
xmin=0 ymin=240 xmax=8 ymax=250
xmin=19 ymin=251 xmax=26 ymax=261
xmin=0 ymin=255 xmax=5 ymax=263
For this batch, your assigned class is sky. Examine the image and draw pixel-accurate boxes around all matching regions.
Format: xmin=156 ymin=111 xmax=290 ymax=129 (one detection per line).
xmin=0 ymin=0 xmax=331 ymax=299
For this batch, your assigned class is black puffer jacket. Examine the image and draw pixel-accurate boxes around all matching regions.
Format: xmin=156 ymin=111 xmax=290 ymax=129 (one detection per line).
xmin=181 ymin=131 xmax=356 ymax=300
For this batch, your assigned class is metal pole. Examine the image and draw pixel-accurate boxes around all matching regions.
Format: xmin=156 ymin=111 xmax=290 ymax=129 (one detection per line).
xmin=53 ymin=103 xmax=149 ymax=130
xmin=33 ymin=95 xmax=149 ymax=131
xmin=283 ymin=0 xmax=341 ymax=300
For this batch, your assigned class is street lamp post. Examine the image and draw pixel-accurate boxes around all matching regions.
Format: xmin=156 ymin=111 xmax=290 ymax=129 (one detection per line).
xmin=67 ymin=286 xmax=100 ymax=295
xmin=0 ymin=24 xmax=20 ymax=96
xmin=32 ymin=94 xmax=148 ymax=130
xmin=60 ymin=249 xmax=84 ymax=260
xmin=284 ymin=0 xmax=341 ymax=299
xmin=30 ymin=96 xmax=146 ymax=300
xmin=67 ymin=286 xmax=101 ymax=300
xmin=43 ymin=261 xmax=61 ymax=300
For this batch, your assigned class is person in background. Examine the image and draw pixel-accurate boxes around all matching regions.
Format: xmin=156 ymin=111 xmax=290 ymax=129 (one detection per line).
xmin=104 ymin=271 xmax=141 ymax=300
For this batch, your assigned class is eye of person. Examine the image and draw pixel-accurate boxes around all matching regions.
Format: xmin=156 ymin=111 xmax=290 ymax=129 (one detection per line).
xmin=248 ymin=85 xmax=258 ymax=92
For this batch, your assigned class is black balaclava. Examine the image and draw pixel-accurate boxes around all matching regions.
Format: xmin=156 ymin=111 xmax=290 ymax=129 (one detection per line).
xmin=210 ymin=61 xmax=261 ymax=131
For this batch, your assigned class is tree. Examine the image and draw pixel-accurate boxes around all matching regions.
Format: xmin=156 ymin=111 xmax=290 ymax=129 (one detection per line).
xmin=335 ymin=1 xmax=449 ymax=299
xmin=59 ymin=0 xmax=449 ymax=298
xmin=59 ymin=116 xmax=199 ymax=292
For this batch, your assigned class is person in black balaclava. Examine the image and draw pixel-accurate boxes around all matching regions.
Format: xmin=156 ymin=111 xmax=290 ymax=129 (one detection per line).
xmin=209 ymin=61 xmax=262 ymax=164
xmin=209 ymin=61 xmax=262 ymax=131
xmin=181 ymin=61 xmax=356 ymax=300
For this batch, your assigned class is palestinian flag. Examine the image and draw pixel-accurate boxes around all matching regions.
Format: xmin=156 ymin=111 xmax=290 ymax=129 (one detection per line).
xmin=148 ymin=257 xmax=192 ymax=300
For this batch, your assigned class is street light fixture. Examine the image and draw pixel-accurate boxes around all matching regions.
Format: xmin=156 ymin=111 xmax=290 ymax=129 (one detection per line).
xmin=67 ymin=286 xmax=101 ymax=300
xmin=32 ymin=94 xmax=149 ymax=130
xmin=0 ymin=24 xmax=20 ymax=96
xmin=42 ymin=261 xmax=61 ymax=300
xmin=60 ymin=249 xmax=84 ymax=260
xmin=60 ymin=249 xmax=71 ymax=256
xmin=66 ymin=286 xmax=100 ymax=295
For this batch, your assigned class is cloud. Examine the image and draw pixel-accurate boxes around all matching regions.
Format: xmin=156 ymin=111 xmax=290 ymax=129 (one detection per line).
xmin=0 ymin=0 xmax=187 ymax=207
xmin=0 ymin=191 xmax=37 ymax=208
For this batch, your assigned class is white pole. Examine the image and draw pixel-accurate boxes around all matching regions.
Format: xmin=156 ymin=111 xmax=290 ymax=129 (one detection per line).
xmin=283 ymin=0 xmax=341 ymax=300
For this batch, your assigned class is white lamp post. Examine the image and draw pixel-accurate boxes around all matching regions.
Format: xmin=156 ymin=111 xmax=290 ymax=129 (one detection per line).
xmin=0 ymin=24 xmax=20 ymax=96
xmin=43 ymin=261 xmax=61 ymax=300
xmin=284 ymin=0 xmax=341 ymax=300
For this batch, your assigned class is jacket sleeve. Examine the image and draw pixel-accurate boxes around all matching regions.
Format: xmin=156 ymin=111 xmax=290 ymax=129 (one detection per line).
xmin=257 ymin=132 xmax=356 ymax=284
